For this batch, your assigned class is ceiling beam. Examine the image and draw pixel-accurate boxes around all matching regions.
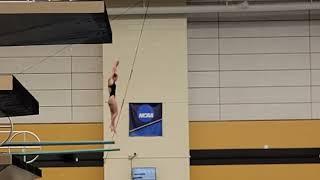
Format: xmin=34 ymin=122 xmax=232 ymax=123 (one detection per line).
xmin=108 ymin=2 xmax=320 ymax=15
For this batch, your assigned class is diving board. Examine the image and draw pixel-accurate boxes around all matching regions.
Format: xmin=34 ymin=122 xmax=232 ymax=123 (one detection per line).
xmin=12 ymin=148 xmax=120 ymax=156
xmin=3 ymin=140 xmax=115 ymax=147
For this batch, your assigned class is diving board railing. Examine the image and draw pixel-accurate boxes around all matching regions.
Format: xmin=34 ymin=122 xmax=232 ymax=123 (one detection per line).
xmin=3 ymin=140 xmax=115 ymax=147
xmin=0 ymin=130 xmax=41 ymax=163
xmin=0 ymin=117 xmax=13 ymax=147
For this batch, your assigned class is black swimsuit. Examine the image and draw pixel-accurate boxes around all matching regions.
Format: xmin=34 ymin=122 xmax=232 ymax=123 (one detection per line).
xmin=109 ymin=82 xmax=116 ymax=97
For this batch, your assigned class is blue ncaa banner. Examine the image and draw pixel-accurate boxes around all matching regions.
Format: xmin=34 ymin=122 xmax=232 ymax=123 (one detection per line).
xmin=129 ymin=103 xmax=162 ymax=137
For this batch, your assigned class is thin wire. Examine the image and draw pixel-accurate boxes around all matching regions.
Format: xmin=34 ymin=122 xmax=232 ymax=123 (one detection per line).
xmin=113 ymin=1 xmax=149 ymax=138
xmin=110 ymin=0 xmax=144 ymax=21
xmin=16 ymin=45 xmax=71 ymax=74
xmin=15 ymin=0 xmax=144 ymax=75
xmin=104 ymin=0 xmax=150 ymax=160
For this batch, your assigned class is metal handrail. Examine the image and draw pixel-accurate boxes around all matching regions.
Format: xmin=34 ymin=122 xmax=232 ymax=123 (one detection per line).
xmin=0 ymin=117 xmax=13 ymax=147
xmin=0 ymin=130 xmax=41 ymax=164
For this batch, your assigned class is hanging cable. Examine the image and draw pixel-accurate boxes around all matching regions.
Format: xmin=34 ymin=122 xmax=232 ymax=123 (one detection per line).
xmin=113 ymin=0 xmax=149 ymax=138
xmin=15 ymin=0 xmax=144 ymax=75
xmin=111 ymin=0 xmax=143 ymax=21
xmin=104 ymin=0 xmax=150 ymax=161
xmin=16 ymin=45 xmax=71 ymax=74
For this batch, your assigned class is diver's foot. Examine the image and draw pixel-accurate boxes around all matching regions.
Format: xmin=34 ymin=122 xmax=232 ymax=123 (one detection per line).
xmin=110 ymin=124 xmax=117 ymax=134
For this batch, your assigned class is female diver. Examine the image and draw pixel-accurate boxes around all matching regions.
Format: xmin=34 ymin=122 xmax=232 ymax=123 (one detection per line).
xmin=107 ymin=60 xmax=119 ymax=133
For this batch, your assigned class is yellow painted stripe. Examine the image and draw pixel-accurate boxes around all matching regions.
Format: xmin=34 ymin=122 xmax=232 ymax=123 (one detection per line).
xmin=191 ymin=164 xmax=320 ymax=180
xmin=12 ymin=123 xmax=104 ymax=151
xmin=190 ymin=120 xmax=320 ymax=149
xmin=4 ymin=123 xmax=104 ymax=180
xmin=43 ymin=167 xmax=103 ymax=180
